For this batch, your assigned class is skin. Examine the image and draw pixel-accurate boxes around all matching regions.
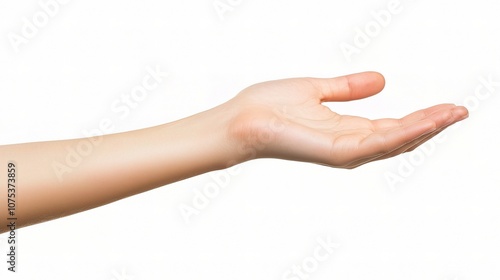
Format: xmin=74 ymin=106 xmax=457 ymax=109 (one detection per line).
xmin=0 ymin=71 xmax=468 ymax=233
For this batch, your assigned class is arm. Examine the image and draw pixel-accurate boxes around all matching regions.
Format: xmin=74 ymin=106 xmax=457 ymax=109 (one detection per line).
xmin=0 ymin=72 xmax=468 ymax=233
xmin=0 ymin=101 xmax=237 ymax=233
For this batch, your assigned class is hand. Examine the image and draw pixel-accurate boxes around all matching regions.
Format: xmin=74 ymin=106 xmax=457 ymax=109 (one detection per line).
xmin=225 ymin=72 xmax=468 ymax=168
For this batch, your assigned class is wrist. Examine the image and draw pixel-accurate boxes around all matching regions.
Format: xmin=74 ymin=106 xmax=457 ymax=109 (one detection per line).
xmin=171 ymin=101 xmax=244 ymax=172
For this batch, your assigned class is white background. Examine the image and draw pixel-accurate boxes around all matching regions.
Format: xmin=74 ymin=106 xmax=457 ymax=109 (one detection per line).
xmin=0 ymin=0 xmax=499 ymax=279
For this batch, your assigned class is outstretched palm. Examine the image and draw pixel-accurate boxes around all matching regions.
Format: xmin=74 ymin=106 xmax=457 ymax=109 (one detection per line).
xmin=227 ymin=72 xmax=468 ymax=168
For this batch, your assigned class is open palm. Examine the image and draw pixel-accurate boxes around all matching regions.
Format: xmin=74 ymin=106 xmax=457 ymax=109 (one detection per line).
xmin=227 ymin=72 xmax=468 ymax=168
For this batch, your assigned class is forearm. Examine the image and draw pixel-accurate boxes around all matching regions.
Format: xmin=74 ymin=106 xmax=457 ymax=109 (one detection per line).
xmin=0 ymin=103 xmax=238 ymax=233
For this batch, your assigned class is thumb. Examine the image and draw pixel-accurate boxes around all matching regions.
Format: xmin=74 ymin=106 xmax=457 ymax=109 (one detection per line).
xmin=311 ymin=71 xmax=385 ymax=102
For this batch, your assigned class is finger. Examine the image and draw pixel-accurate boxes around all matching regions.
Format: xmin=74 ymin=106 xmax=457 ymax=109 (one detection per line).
xmin=311 ymin=71 xmax=385 ymax=102
xmin=400 ymin=104 xmax=461 ymax=124
xmin=343 ymin=126 xmax=440 ymax=168
xmin=350 ymin=118 xmax=436 ymax=162
xmin=344 ymin=107 xmax=468 ymax=167
xmin=347 ymin=123 xmax=453 ymax=168
xmin=355 ymin=104 xmax=461 ymax=156
xmin=373 ymin=103 xmax=457 ymax=130
xmin=402 ymin=125 xmax=449 ymax=153
xmin=358 ymin=126 xmax=447 ymax=167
